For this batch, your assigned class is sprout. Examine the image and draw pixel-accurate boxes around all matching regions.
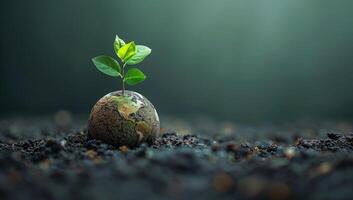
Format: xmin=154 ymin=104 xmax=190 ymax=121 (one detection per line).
xmin=92 ymin=35 xmax=151 ymax=95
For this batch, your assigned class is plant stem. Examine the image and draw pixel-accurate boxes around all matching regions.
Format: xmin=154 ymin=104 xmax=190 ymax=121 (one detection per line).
xmin=122 ymin=63 xmax=126 ymax=95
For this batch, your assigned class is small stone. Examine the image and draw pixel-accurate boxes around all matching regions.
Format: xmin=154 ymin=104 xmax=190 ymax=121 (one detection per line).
xmin=284 ymin=147 xmax=296 ymax=159
xmin=85 ymin=150 xmax=98 ymax=159
xmin=225 ymin=142 xmax=237 ymax=152
xmin=317 ymin=162 xmax=332 ymax=175
xmin=119 ymin=145 xmax=129 ymax=154
xmin=60 ymin=140 xmax=67 ymax=147
xmin=268 ymin=143 xmax=278 ymax=152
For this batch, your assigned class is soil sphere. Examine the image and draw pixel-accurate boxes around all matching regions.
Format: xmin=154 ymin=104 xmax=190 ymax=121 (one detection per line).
xmin=88 ymin=90 xmax=160 ymax=147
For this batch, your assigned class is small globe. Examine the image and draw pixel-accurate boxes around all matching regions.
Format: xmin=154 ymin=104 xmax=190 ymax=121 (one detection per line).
xmin=88 ymin=90 xmax=160 ymax=147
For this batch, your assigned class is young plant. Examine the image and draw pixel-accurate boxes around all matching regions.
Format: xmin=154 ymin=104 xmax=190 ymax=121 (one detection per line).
xmin=92 ymin=35 xmax=151 ymax=95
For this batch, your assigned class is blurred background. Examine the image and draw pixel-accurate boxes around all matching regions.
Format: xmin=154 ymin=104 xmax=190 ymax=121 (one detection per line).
xmin=1 ymin=0 xmax=353 ymax=122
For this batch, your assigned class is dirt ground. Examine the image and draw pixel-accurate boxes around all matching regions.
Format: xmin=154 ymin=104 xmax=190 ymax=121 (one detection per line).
xmin=0 ymin=114 xmax=353 ymax=200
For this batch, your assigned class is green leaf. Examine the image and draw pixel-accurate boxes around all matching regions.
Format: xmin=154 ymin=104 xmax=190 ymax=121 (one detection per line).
xmin=113 ymin=35 xmax=125 ymax=56
xmin=92 ymin=56 xmax=121 ymax=77
xmin=118 ymin=42 xmax=136 ymax=62
xmin=126 ymin=45 xmax=152 ymax=65
xmin=123 ymin=68 xmax=146 ymax=85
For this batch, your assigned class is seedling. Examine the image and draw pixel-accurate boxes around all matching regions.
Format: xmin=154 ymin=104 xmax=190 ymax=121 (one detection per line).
xmin=92 ymin=35 xmax=151 ymax=95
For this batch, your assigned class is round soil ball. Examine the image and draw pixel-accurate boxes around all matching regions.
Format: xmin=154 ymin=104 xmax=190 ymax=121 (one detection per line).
xmin=88 ymin=90 xmax=160 ymax=147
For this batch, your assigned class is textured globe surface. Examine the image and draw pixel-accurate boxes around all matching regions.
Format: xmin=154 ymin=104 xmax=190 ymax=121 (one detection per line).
xmin=88 ymin=90 xmax=160 ymax=147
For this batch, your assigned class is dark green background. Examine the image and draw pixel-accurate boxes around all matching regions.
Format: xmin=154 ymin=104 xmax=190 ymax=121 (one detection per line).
xmin=1 ymin=0 xmax=353 ymax=121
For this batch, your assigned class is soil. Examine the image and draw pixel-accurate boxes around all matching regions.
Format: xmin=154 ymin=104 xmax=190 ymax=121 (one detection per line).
xmin=0 ymin=115 xmax=353 ymax=200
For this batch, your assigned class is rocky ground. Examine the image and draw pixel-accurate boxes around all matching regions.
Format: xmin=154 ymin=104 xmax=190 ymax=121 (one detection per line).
xmin=0 ymin=114 xmax=353 ymax=200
